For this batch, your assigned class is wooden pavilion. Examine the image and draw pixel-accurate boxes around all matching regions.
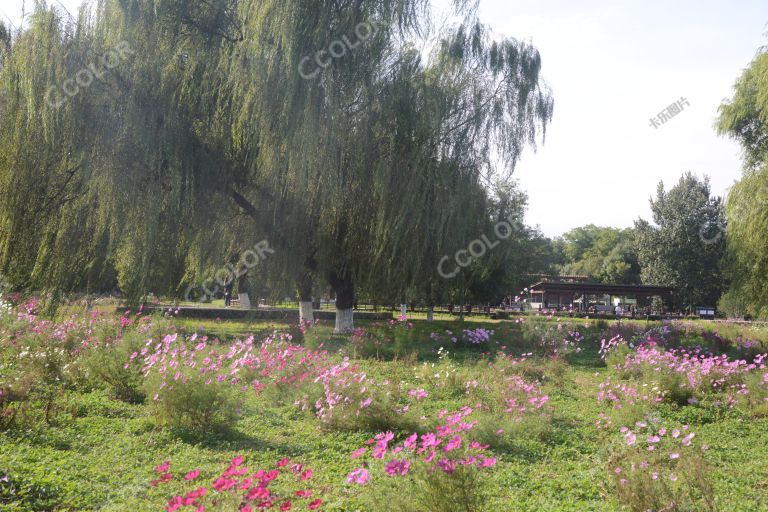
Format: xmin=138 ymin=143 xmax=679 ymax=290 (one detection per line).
xmin=527 ymin=278 xmax=673 ymax=314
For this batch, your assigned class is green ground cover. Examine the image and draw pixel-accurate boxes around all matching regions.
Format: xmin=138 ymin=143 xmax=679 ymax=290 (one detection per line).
xmin=1 ymin=301 xmax=768 ymax=511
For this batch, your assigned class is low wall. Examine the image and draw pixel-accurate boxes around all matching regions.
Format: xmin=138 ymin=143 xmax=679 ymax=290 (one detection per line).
xmin=136 ymin=305 xmax=392 ymax=322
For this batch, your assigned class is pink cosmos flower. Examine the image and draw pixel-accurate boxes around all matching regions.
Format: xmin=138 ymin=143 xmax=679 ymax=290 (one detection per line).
xmin=443 ymin=435 xmax=462 ymax=452
xmin=477 ymin=457 xmax=497 ymax=468
xmin=384 ymin=459 xmax=411 ymax=476
xmin=308 ymin=499 xmax=322 ymax=509
xmin=246 ymin=487 xmax=269 ymax=500
xmin=372 ymin=444 xmax=387 ymax=459
xmin=421 ymin=433 xmax=439 ymax=450
xmin=408 ymin=389 xmax=428 ymax=400
xmin=346 ymin=468 xmax=370 ymax=485
xmin=376 ymin=431 xmax=395 ymax=443
xmin=184 ymin=469 xmax=200 ymax=481
xmin=350 ymin=448 xmax=366 ymax=459
xmin=437 ymin=458 xmax=456 ymax=475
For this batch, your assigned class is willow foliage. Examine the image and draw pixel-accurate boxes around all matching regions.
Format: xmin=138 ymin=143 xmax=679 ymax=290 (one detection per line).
xmin=0 ymin=0 xmax=553 ymax=305
xmin=718 ymin=43 xmax=768 ymax=318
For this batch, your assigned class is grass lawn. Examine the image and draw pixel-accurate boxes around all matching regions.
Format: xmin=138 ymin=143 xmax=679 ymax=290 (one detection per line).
xmin=2 ymin=310 xmax=768 ymax=511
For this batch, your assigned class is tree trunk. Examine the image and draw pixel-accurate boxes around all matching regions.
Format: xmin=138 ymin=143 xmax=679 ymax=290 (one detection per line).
xmin=329 ymin=271 xmax=354 ymax=333
xmin=427 ymin=305 xmax=434 ymax=323
xmin=299 ymin=301 xmax=314 ymax=323
xmin=400 ymin=303 xmax=407 ymax=319
xmin=237 ymin=273 xmax=251 ymax=308
xmin=297 ymin=271 xmax=314 ymax=323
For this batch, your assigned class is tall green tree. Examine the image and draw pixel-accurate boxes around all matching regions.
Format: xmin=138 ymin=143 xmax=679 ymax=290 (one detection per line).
xmin=717 ymin=42 xmax=768 ymax=318
xmin=634 ymin=173 xmax=725 ymax=312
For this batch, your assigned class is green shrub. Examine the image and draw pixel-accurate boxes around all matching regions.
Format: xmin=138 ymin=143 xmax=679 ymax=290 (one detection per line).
xmin=363 ymin=462 xmax=487 ymax=512
xmin=81 ymin=331 xmax=147 ymax=403
xmin=147 ymin=374 xmax=240 ymax=432
xmin=609 ymin=448 xmax=715 ymax=512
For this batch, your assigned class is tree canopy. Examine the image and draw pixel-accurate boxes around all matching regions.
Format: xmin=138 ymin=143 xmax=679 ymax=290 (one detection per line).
xmin=634 ymin=173 xmax=725 ymax=311
xmin=0 ymin=1 xmax=554 ymax=328
xmin=717 ymin=42 xmax=768 ymax=318
xmin=554 ymin=225 xmax=640 ymax=284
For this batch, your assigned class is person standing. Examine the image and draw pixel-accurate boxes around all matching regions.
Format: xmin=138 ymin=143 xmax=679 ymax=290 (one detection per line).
xmin=224 ymin=279 xmax=234 ymax=307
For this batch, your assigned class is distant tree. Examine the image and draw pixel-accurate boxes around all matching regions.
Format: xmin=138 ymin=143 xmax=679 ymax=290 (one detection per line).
xmin=634 ymin=173 xmax=725 ymax=312
xmin=463 ymin=182 xmax=532 ymax=303
xmin=717 ymin=43 xmax=768 ymax=318
xmin=556 ymin=225 xmax=640 ymax=284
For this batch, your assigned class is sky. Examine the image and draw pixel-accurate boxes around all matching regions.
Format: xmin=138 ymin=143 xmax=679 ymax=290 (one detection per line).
xmin=2 ymin=0 xmax=767 ymax=237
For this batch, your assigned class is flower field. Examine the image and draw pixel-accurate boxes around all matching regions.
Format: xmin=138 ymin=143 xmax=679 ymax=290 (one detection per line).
xmin=2 ymin=299 xmax=768 ymax=511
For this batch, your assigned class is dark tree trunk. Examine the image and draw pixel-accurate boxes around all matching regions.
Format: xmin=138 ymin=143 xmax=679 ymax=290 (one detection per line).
xmin=297 ymin=270 xmax=314 ymax=323
xmin=297 ymin=271 xmax=313 ymax=302
xmin=329 ymin=270 xmax=354 ymax=332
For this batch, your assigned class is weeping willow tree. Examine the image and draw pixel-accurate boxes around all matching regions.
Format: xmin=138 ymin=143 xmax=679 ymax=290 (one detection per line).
xmin=0 ymin=8 xmax=120 ymax=295
xmin=717 ymin=42 xmax=768 ymax=318
xmin=0 ymin=0 xmax=553 ymax=330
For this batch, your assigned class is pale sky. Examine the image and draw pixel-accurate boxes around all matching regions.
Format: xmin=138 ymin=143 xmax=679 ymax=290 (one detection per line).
xmin=2 ymin=0 xmax=767 ymax=236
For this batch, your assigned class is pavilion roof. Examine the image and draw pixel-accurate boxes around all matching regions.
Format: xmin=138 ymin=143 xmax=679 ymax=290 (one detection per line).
xmin=528 ymin=280 xmax=672 ymax=297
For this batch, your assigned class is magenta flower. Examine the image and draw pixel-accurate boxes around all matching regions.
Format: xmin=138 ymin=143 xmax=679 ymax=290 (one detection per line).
xmin=443 ymin=435 xmax=462 ymax=453
xmin=437 ymin=458 xmax=456 ymax=474
xmin=384 ymin=459 xmax=411 ymax=476
xmin=346 ymin=468 xmax=370 ymax=485
xmin=408 ymin=389 xmax=428 ymax=400
xmin=477 ymin=457 xmax=497 ymax=468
